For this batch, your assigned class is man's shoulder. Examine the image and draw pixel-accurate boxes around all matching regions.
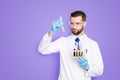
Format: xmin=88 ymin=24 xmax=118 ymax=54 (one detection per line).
xmin=85 ymin=35 xmax=99 ymax=46
xmin=55 ymin=35 xmax=73 ymax=43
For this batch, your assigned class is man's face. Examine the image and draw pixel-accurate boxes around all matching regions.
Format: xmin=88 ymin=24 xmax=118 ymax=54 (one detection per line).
xmin=70 ymin=16 xmax=86 ymax=35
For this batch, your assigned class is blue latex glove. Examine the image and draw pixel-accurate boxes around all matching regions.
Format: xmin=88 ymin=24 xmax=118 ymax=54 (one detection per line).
xmin=77 ymin=56 xmax=89 ymax=70
xmin=50 ymin=19 xmax=64 ymax=34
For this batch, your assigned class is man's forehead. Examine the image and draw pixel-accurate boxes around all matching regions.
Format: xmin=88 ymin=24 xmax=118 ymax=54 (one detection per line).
xmin=71 ymin=16 xmax=82 ymax=19
xmin=70 ymin=17 xmax=83 ymax=22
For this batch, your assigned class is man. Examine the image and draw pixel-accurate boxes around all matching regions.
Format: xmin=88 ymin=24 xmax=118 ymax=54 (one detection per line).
xmin=38 ymin=10 xmax=104 ymax=80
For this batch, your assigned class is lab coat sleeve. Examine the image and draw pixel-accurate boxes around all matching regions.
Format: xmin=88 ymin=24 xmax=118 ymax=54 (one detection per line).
xmin=84 ymin=42 xmax=104 ymax=77
xmin=38 ymin=33 xmax=61 ymax=54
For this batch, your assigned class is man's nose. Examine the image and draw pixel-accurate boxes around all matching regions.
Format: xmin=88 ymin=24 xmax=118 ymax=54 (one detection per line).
xmin=72 ymin=24 xmax=76 ymax=28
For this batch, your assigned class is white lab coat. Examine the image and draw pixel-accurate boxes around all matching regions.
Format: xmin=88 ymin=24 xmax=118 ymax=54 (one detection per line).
xmin=38 ymin=33 xmax=104 ymax=80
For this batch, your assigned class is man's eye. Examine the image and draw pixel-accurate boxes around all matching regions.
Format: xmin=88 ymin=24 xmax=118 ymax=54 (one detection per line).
xmin=76 ymin=23 xmax=80 ymax=25
xmin=70 ymin=22 xmax=73 ymax=25
xmin=76 ymin=23 xmax=82 ymax=25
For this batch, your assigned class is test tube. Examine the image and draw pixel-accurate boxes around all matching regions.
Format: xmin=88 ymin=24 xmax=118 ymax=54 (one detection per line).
xmin=73 ymin=49 xmax=76 ymax=57
xmin=60 ymin=16 xmax=65 ymax=32
xmin=80 ymin=51 xmax=83 ymax=56
xmin=76 ymin=51 xmax=78 ymax=57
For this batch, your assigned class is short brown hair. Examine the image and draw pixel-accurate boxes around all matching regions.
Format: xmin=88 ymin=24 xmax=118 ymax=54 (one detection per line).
xmin=71 ymin=10 xmax=86 ymax=21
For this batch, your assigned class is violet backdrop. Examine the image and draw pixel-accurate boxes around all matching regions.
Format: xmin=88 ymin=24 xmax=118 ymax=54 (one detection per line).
xmin=0 ymin=0 xmax=120 ymax=80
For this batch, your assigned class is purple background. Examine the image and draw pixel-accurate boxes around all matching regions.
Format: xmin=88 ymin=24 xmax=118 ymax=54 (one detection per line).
xmin=0 ymin=0 xmax=120 ymax=80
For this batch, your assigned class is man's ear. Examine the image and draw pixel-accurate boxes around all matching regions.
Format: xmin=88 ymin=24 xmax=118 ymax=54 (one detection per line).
xmin=83 ymin=21 xmax=87 ymax=27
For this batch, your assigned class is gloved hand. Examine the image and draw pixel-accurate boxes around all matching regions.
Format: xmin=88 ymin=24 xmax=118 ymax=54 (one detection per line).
xmin=50 ymin=19 xmax=64 ymax=34
xmin=77 ymin=56 xmax=89 ymax=70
